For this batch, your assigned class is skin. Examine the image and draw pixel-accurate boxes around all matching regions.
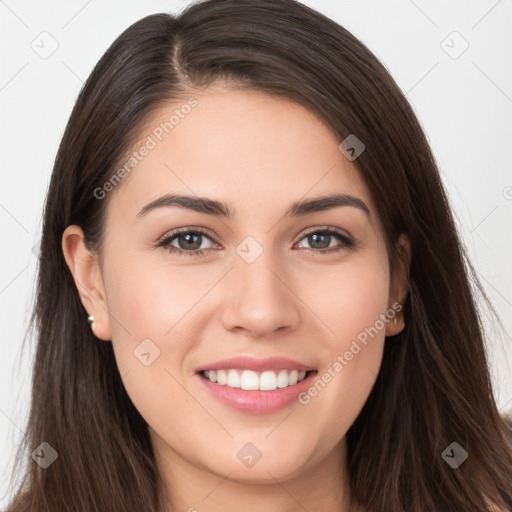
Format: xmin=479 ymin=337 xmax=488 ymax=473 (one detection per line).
xmin=62 ymin=85 xmax=410 ymax=512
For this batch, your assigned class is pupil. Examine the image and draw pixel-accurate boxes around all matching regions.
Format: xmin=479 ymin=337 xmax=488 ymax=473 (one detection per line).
xmin=309 ymin=233 xmax=330 ymax=249
xmin=179 ymin=233 xmax=201 ymax=250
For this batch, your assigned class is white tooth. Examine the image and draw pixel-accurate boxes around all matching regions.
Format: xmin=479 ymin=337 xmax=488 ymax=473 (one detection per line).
xmin=276 ymin=369 xmax=289 ymax=388
xmin=259 ymin=370 xmax=277 ymax=390
xmin=217 ymin=369 xmax=227 ymax=385
xmin=227 ymin=369 xmax=241 ymax=388
xmin=240 ymin=370 xmax=259 ymax=390
xmin=216 ymin=368 xmax=308 ymax=389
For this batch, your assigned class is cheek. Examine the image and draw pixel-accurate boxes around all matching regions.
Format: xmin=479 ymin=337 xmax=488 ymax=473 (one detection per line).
xmin=101 ymin=248 xmax=225 ymax=421
xmin=296 ymin=255 xmax=390 ymax=433
xmin=102 ymin=260 xmax=204 ymax=442
xmin=104 ymin=250 xmax=212 ymax=345
xmin=306 ymin=255 xmax=390 ymax=349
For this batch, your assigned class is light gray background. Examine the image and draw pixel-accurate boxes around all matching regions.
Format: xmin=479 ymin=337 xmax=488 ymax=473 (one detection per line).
xmin=1 ymin=0 xmax=511 ymax=505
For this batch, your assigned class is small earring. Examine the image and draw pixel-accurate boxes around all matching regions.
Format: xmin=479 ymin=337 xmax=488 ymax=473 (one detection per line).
xmin=393 ymin=316 xmax=398 ymax=326
xmin=87 ymin=315 xmax=95 ymax=330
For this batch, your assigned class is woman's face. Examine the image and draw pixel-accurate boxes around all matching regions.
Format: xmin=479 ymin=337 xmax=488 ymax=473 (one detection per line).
xmin=64 ymin=86 xmax=407 ymax=486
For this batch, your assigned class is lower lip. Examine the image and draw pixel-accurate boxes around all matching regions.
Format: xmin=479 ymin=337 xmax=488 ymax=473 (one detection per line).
xmin=196 ymin=371 xmax=318 ymax=414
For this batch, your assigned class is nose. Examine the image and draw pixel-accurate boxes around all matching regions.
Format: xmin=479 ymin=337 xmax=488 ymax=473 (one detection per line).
xmin=220 ymin=251 xmax=301 ymax=339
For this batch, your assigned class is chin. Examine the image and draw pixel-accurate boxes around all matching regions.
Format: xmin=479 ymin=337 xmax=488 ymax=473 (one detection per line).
xmin=205 ymin=447 xmax=312 ymax=484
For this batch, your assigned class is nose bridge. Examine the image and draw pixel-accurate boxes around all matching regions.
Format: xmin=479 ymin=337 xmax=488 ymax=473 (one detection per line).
xmin=222 ymin=238 xmax=300 ymax=337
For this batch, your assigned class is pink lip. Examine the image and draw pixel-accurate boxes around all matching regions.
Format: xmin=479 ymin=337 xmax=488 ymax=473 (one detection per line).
xmin=196 ymin=355 xmax=315 ymax=373
xmin=196 ymin=370 xmax=318 ymax=414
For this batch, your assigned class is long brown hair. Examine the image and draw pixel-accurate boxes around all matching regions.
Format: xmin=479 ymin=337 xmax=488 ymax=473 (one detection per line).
xmin=6 ymin=1 xmax=512 ymax=510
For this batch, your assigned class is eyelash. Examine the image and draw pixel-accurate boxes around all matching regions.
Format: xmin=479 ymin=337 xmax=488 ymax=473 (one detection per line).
xmin=156 ymin=226 xmax=354 ymax=258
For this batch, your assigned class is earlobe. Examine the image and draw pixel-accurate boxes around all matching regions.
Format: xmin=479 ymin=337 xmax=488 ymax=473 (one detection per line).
xmin=386 ymin=234 xmax=411 ymax=337
xmin=61 ymin=225 xmax=112 ymax=341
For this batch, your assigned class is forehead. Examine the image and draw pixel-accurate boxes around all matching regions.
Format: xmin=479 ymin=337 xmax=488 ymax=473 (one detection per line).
xmin=105 ymin=87 xmax=376 ymax=223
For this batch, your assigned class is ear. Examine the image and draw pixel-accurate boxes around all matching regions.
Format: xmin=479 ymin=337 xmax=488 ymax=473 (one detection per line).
xmin=386 ymin=233 xmax=410 ymax=337
xmin=61 ymin=225 xmax=112 ymax=341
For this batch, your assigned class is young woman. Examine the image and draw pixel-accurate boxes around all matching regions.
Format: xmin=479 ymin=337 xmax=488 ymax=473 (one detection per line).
xmin=6 ymin=0 xmax=512 ymax=511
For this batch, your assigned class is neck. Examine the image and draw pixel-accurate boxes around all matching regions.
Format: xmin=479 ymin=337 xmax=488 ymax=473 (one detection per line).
xmin=152 ymin=431 xmax=355 ymax=512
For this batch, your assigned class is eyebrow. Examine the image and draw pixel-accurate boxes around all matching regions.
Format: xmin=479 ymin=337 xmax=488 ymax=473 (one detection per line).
xmin=136 ymin=193 xmax=371 ymax=220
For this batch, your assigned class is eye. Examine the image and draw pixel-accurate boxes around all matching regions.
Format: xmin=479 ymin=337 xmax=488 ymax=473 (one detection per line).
xmin=156 ymin=227 xmax=218 ymax=257
xmin=294 ymin=228 xmax=354 ymax=254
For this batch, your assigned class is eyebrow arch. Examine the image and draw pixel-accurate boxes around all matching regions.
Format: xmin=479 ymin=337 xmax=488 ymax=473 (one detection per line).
xmin=136 ymin=193 xmax=371 ymax=220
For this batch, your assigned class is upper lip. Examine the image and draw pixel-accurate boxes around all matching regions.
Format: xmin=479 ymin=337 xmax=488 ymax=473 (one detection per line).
xmin=196 ymin=356 xmax=315 ymax=373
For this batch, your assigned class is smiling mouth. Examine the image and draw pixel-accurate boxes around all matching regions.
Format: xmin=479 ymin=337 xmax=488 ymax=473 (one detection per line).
xmin=199 ymin=368 xmax=317 ymax=391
